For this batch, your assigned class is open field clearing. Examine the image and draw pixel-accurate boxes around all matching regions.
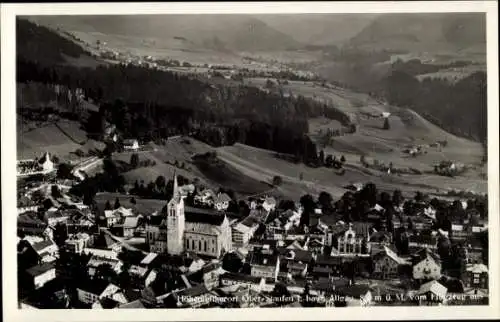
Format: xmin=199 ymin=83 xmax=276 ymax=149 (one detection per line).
xmin=70 ymin=31 xmax=246 ymax=65
xmin=217 ymin=141 xmax=486 ymax=200
xmin=17 ymin=120 xmax=98 ymax=160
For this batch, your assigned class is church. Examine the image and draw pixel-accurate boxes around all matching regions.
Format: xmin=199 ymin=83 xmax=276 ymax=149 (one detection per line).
xmin=146 ymin=175 xmax=232 ymax=258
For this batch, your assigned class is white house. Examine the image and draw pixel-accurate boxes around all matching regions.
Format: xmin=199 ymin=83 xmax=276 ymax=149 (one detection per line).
xmin=123 ymin=139 xmax=140 ymax=151
xmin=213 ymin=193 xmax=231 ymax=211
xmin=65 ymin=233 xmax=92 ymax=254
xmin=26 ymin=262 xmax=57 ymax=289
xmin=77 ymin=281 xmax=122 ymax=305
xmin=262 ymin=197 xmax=277 ymax=213
xmin=413 ymin=251 xmax=442 ymax=281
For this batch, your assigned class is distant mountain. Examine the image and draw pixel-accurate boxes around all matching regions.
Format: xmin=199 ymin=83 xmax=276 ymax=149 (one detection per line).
xmin=347 ymin=13 xmax=486 ymax=53
xmin=27 ymin=15 xmax=302 ymax=52
xmin=255 ymin=14 xmax=378 ymax=46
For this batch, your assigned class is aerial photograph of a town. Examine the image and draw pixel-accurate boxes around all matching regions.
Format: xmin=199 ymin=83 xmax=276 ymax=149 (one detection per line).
xmin=15 ymin=11 xmax=490 ymax=309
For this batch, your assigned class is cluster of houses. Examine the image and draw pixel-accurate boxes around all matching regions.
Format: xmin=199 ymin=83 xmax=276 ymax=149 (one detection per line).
xmin=17 ymin=152 xmax=56 ymax=177
xmin=17 ymin=170 xmax=489 ymax=309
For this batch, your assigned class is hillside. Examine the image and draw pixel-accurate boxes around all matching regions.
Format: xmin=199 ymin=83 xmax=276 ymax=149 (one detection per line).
xmin=347 ymin=13 xmax=486 ymax=54
xmin=28 ymin=15 xmax=302 ymax=52
xmin=255 ymin=14 xmax=377 ymax=46
xmin=16 ymin=18 xmax=102 ymax=67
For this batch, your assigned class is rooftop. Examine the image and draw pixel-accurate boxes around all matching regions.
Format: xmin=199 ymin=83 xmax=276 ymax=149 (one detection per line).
xmin=26 ymin=262 xmax=56 ymax=276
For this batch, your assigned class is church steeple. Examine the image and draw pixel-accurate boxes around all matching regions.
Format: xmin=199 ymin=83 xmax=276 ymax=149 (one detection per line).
xmin=173 ymin=171 xmax=179 ymax=197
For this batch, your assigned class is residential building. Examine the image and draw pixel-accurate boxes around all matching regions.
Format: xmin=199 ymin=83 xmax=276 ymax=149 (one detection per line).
xmin=373 ymin=246 xmax=411 ymax=279
xmin=412 ymin=249 xmax=442 ymax=281
xmin=214 ymin=193 xmax=231 ymax=211
xmin=248 ymin=247 xmax=280 ymax=281
xmin=123 ymin=216 xmax=140 ymax=237
xmin=76 ymin=280 xmax=122 ymax=305
xmin=463 ymin=263 xmax=488 ymax=290
xmin=25 ymin=262 xmax=57 ymax=289
xmin=123 ymin=139 xmax=140 ymax=151
xmin=65 ymin=233 xmax=92 ymax=254
xmin=415 ymin=280 xmax=448 ymax=306
xmin=219 ymin=272 xmax=266 ymax=292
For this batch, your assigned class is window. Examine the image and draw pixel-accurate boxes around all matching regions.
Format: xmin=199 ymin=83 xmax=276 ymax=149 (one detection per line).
xmin=204 ymin=241 xmax=207 ymax=252
xmin=192 ymin=240 xmax=195 ymax=249
xmin=199 ymin=241 xmax=202 ymax=251
xmin=473 ymin=278 xmax=479 ymax=284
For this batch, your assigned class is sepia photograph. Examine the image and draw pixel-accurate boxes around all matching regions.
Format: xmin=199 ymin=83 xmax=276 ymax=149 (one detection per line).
xmin=1 ymin=1 xmax=499 ymax=321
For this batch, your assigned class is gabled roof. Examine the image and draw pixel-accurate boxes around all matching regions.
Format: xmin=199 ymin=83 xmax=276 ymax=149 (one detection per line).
xmin=77 ymin=279 xmax=115 ymax=296
xmin=26 ymin=262 xmax=56 ymax=276
xmin=467 ymin=263 xmax=488 ymax=274
xmin=123 ymin=216 xmax=139 ymax=228
xmin=413 ymin=248 xmax=440 ymax=263
xmin=119 ymin=299 xmax=146 ymax=308
xmin=140 ymin=252 xmax=158 ymax=266
xmin=215 ymin=193 xmax=232 ymax=204
xmin=416 ymin=280 xmax=447 ymax=298
xmin=379 ymin=246 xmax=410 ymax=265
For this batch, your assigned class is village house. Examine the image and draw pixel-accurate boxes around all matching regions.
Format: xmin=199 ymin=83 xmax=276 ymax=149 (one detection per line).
xmin=248 ymin=246 xmax=280 ymax=281
xmin=194 ymin=189 xmax=216 ymax=207
xmin=28 ymin=238 xmax=59 ymax=263
xmin=214 ymin=192 xmax=232 ymax=211
xmin=310 ymin=255 xmax=343 ymax=280
xmin=123 ymin=216 xmax=140 ymax=238
xmin=232 ymin=215 xmax=260 ymax=248
xmin=463 ymin=263 xmax=488 ymax=290
xmin=331 ymin=285 xmax=373 ymax=307
xmin=123 ymin=139 xmax=140 ymax=151
xmin=219 ymin=272 xmax=266 ymax=292
xmin=412 ymin=248 xmax=442 ymax=281
xmin=186 ymin=260 xmax=226 ymax=290
xmin=18 ymin=211 xmax=47 ymax=236
xmin=373 ymin=246 xmax=411 ymax=279
xmin=277 ymin=248 xmax=313 ymax=278
xmin=25 ymin=262 xmax=57 ymax=290
xmin=86 ymin=254 xmax=123 ymax=277
xmin=415 ymin=280 xmax=448 ymax=306
xmin=76 ymin=280 xmax=123 ymax=306
xmin=65 ymin=233 xmax=92 ymax=254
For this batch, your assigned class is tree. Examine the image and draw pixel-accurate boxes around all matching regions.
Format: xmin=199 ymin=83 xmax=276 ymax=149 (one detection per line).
xmin=51 ymin=185 xmax=62 ymax=198
xmin=325 ymin=154 xmax=333 ymax=167
xmin=155 ymin=175 xmax=166 ymax=190
xmin=57 ymin=163 xmax=74 ymax=179
xmin=130 ymin=153 xmax=139 ymax=168
xmin=392 ymin=189 xmax=403 ymax=206
xmin=114 ymin=197 xmax=121 ymax=209
xmin=272 ymin=175 xmax=283 ymax=186
xmin=318 ymin=191 xmax=333 ymax=212
xmin=383 ymin=117 xmax=390 ymax=130
xmin=95 ymin=263 xmax=117 ymax=283
xmin=318 ymin=150 xmax=325 ymax=165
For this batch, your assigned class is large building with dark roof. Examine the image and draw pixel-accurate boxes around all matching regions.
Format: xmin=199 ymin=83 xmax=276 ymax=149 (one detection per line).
xmin=145 ymin=175 xmax=232 ymax=258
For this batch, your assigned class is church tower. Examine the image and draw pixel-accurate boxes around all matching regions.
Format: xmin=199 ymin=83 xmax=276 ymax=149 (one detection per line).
xmin=166 ymin=173 xmax=185 ymax=255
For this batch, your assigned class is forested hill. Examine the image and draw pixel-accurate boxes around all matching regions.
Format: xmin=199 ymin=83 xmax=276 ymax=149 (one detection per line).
xmin=17 ymin=19 xmax=333 ymax=165
xmin=17 ymin=18 xmax=95 ymax=66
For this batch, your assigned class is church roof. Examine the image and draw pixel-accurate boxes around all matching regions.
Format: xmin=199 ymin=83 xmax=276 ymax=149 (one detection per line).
xmin=184 ymin=207 xmax=227 ymax=226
